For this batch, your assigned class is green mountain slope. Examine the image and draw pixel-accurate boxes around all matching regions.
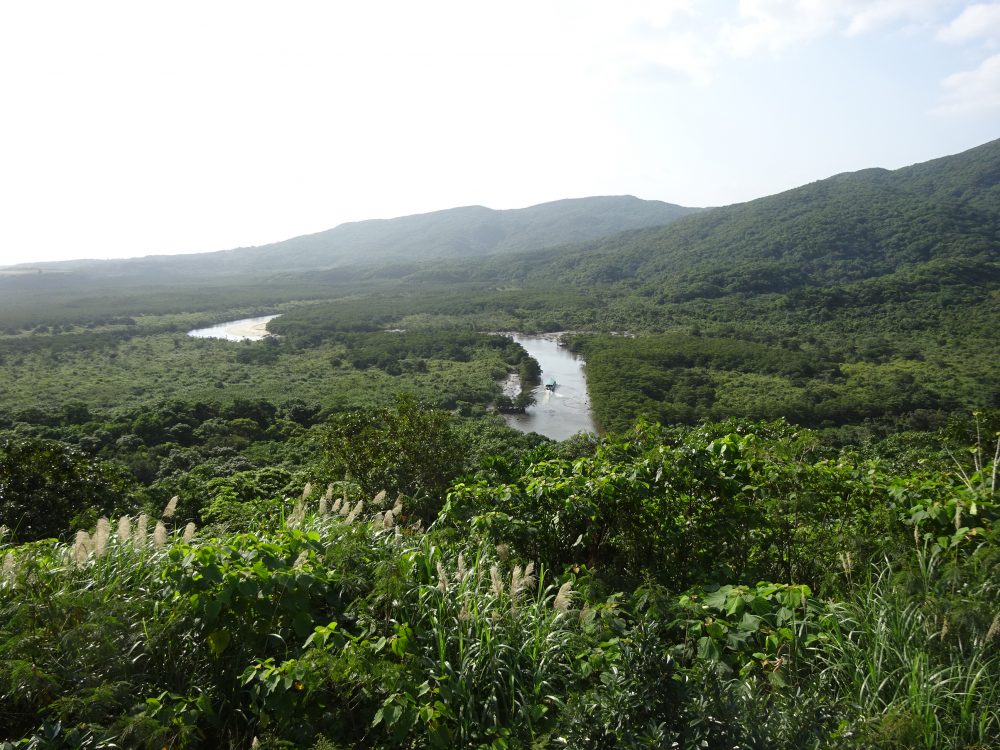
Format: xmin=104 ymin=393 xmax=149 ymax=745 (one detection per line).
xmin=4 ymin=195 xmax=698 ymax=279
xmin=252 ymin=195 xmax=699 ymax=269
xmin=459 ymin=138 xmax=1000 ymax=295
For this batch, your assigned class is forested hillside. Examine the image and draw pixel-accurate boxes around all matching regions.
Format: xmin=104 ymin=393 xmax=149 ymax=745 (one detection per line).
xmin=420 ymin=138 xmax=999 ymax=294
xmin=2 ymin=195 xmax=697 ymax=278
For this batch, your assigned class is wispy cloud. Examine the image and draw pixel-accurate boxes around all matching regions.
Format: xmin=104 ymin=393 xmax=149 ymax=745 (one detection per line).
xmin=721 ymin=1 xmax=839 ymax=57
xmin=600 ymin=0 xmax=956 ymax=80
xmin=933 ymin=3 xmax=1000 ymax=114
xmin=935 ymin=52 xmax=1000 ymax=113
xmin=600 ymin=1 xmax=999 ymax=123
xmin=565 ymin=1 xmax=714 ymax=84
xmin=843 ymin=0 xmax=952 ymax=36
xmin=719 ymin=0 xmax=951 ymax=58
xmin=937 ymin=2 xmax=1000 ymax=43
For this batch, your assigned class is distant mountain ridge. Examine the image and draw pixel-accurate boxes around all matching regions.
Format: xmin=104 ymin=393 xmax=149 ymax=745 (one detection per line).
xmin=7 ymin=195 xmax=699 ymax=277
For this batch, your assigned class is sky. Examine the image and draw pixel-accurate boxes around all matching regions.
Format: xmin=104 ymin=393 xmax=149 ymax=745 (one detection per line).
xmin=0 ymin=1 xmax=997 ymax=266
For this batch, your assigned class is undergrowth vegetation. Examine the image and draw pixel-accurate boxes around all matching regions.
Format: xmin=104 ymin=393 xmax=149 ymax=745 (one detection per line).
xmin=1 ymin=413 xmax=997 ymax=749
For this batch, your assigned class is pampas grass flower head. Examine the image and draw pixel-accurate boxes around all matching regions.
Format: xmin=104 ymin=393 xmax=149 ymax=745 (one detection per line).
xmin=345 ymin=498 xmax=364 ymax=524
xmin=183 ymin=522 xmax=196 ymax=543
xmin=522 ymin=561 xmax=536 ymax=591
xmin=510 ymin=564 xmax=524 ymax=601
xmin=162 ymin=495 xmax=179 ymax=519
xmin=490 ymin=565 xmax=503 ymax=597
xmin=153 ymin=521 xmax=168 ymax=548
xmin=117 ymin=516 xmax=131 ymax=544
xmin=73 ymin=530 xmax=92 ymax=565
xmin=986 ymin=612 xmax=1000 ymax=644
xmin=554 ymin=581 xmax=575 ymax=612
xmin=94 ymin=517 xmax=110 ymax=558
xmin=286 ymin=499 xmax=306 ymax=529
xmin=135 ymin=513 xmax=149 ymax=547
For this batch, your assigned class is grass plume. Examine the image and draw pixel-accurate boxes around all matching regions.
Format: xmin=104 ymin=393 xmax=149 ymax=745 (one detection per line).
xmin=553 ymin=581 xmax=575 ymax=612
xmin=153 ymin=521 xmax=167 ymax=548
xmin=135 ymin=514 xmax=149 ymax=547
xmin=162 ymin=495 xmax=179 ymax=519
xmin=94 ymin=517 xmax=110 ymax=558
xmin=117 ymin=515 xmax=131 ymax=544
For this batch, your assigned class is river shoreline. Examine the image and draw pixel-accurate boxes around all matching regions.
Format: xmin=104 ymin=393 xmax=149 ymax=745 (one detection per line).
xmin=500 ymin=333 xmax=597 ymax=441
xmin=188 ymin=315 xmax=280 ymax=342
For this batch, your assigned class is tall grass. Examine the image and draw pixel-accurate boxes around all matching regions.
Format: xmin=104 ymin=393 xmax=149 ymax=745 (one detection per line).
xmin=817 ymin=555 xmax=1000 ymax=749
xmin=373 ymin=543 xmax=578 ymax=747
xmin=0 ymin=515 xmax=183 ymax=742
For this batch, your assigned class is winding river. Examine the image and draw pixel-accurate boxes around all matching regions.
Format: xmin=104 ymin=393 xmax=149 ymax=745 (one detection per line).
xmin=187 ymin=319 xmax=597 ymax=440
xmin=502 ymin=334 xmax=598 ymax=441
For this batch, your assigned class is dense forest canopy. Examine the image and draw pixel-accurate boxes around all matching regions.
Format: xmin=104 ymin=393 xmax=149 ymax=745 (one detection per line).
xmin=1 ymin=139 xmax=998 ymax=748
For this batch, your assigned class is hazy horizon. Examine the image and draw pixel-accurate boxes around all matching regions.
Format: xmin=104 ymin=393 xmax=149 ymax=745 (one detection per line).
xmin=2 ymin=1 xmax=997 ymax=267
xmin=0 ymin=135 xmax=987 ymax=268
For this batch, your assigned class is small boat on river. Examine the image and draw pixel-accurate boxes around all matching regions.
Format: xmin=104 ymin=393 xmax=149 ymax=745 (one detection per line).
xmin=544 ymin=378 xmax=557 ymax=390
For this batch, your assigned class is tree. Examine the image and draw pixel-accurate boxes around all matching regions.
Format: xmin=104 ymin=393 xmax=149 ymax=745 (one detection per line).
xmin=0 ymin=438 xmax=136 ymax=542
xmin=323 ymin=395 xmax=465 ymax=523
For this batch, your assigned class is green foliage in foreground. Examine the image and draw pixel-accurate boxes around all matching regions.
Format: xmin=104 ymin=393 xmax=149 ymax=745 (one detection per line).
xmin=1 ymin=416 xmax=998 ymax=749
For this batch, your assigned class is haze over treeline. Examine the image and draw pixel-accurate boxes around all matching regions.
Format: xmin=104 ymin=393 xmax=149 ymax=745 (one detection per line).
xmin=3 ymin=2 xmax=997 ymax=266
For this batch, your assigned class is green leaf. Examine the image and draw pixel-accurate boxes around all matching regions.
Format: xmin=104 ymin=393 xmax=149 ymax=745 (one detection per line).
xmin=207 ymin=629 xmax=231 ymax=656
xmin=702 ymin=586 xmax=732 ymax=610
xmin=726 ymin=595 xmax=745 ymax=616
xmin=738 ymin=613 xmax=763 ymax=632
xmin=292 ymin=611 xmax=314 ymax=638
xmin=726 ymin=631 xmax=751 ymax=649
xmin=204 ymin=598 xmax=223 ymax=623
xmin=706 ymin=621 xmax=727 ymax=639
xmin=697 ymin=636 xmax=721 ymax=661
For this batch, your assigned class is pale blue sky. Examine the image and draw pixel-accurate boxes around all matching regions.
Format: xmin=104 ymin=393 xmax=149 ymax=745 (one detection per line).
xmin=0 ymin=1 xmax=997 ymax=266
